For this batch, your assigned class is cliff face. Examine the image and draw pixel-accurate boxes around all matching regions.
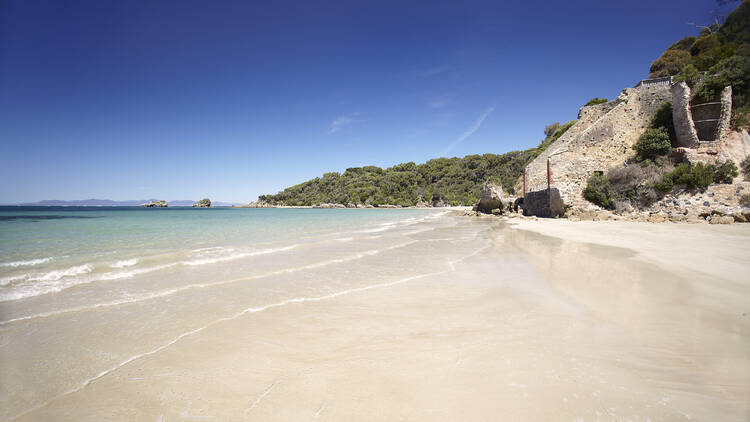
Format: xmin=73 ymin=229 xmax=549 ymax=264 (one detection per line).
xmin=524 ymin=82 xmax=672 ymax=208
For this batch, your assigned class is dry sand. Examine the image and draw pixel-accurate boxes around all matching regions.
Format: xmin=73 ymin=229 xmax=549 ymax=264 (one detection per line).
xmin=3 ymin=217 xmax=749 ymax=421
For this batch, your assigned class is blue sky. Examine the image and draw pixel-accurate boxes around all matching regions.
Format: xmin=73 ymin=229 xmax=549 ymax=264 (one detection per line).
xmin=0 ymin=0 xmax=733 ymax=203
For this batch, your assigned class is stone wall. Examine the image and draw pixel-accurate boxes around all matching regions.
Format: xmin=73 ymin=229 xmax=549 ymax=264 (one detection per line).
xmin=524 ymin=83 xmax=672 ymax=209
xmin=522 ymin=188 xmax=565 ymax=218
xmin=716 ymin=86 xmax=733 ymax=142
xmin=672 ymin=82 xmax=700 ymax=147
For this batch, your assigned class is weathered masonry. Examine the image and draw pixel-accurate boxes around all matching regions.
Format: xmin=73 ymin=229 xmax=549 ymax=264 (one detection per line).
xmin=671 ymin=82 xmax=732 ymax=148
xmin=521 ymin=76 xmax=735 ymax=217
xmin=522 ymin=79 xmax=673 ymax=213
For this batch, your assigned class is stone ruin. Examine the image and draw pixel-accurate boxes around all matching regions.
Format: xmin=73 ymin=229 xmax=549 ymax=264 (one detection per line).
xmin=520 ymin=76 xmax=745 ymax=218
xmin=671 ymin=82 xmax=732 ymax=149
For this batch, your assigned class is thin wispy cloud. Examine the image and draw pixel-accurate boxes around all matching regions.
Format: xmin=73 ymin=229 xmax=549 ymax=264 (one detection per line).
xmin=328 ymin=112 xmax=366 ymax=134
xmin=415 ymin=65 xmax=449 ymax=77
xmin=440 ymin=106 xmax=495 ymax=156
xmin=429 ymin=97 xmax=452 ymax=109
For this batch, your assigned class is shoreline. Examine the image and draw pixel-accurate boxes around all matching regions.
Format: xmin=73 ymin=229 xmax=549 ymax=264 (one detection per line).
xmin=2 ymin=212 xmax=749 ymax=421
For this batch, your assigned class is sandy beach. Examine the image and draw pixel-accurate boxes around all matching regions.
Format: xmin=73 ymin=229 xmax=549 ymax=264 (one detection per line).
xmin=2 ymin=214 xmax=749 ymax=421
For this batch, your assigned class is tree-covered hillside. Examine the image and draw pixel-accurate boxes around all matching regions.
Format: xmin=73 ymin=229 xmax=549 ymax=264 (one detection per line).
xmin=259 ymin=121 xmax=575 ymax=207
xmin=650 ymin=0 xmax=749 ymax=126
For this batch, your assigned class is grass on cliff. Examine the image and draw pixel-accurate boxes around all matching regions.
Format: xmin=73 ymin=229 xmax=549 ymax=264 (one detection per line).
xmin=259 ymin=121 xmax=576 ymax=207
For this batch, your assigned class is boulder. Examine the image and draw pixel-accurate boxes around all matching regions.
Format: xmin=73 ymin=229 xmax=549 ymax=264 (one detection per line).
xmin=192 ymin=198 xmax=211 ymax=208
xmin=476 ymin=181 xmax=509 ymax=214
xmin=708 ymin=215 xmax=734 ymax=224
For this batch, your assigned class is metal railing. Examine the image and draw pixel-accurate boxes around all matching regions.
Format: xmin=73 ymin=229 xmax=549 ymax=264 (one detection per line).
xmin=634 ymin=76 xmax=673 ymax=88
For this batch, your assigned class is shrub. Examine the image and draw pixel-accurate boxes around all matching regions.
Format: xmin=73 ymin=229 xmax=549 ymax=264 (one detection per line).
xmin=584 ymin=97 xmax=608 ymax=107
xmin=711 ymin=160 xmax=738 ymax=184
xmin=634 ymin=127 xmax=672 ymax=161
xmin=650 ymin=102 xmax=676 ymax=142
xmin=694 ymin=55 xmax=750 ymax=107
xmin=674 ymin=64 xmax=702 ymax=87
xmin=653 ymin=174 xmax=675 ymax=193
xmin=741 ymin=194 xmax=750 ymax=207
xmin=671 ymin=162 xmax=713 ymax=191
xmin=583 ymin=173 xmax=614 ymax=209
xmin=732 ymin=105 xmax=750 ymax=129
xmin=742 ymin=156 xmax=750 ymax=181
xmin=544 ymin=122 xmax=560 ymax=137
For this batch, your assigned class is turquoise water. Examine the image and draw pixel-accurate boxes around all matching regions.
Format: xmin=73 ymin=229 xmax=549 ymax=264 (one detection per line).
xmin=0 ymin=206 xmax=442 ymax=301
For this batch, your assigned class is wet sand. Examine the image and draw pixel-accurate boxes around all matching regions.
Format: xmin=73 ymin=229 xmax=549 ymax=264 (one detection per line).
xmin=2 ymin=216 xmax=749 ymax=421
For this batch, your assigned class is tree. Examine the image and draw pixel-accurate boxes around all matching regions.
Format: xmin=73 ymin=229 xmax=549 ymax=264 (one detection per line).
xmin=650 ymin=49 xmax=692 ymax=77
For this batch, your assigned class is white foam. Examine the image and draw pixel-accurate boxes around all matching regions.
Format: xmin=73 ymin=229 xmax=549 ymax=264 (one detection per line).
xmin=358 ymin=226 xmax=391 ymax=233
xmin=111 ymin=259 xmax=138 ymax=268
xmin=0 ymin=274 xmax=28 ymax=286
xmin=98 ymin=263 xmax=177 ymax=281
xmin=0 ymin=240 xmax=419 ymax=324
xmin=30 ymin=264 xmax=93 ymax=282
xmin=182 ymin=245 xmax=297 ymax=266
xmin=0 ymin=257 xmax=54 ymax=267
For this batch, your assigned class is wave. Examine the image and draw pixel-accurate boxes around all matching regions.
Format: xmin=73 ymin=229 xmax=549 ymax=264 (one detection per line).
xmin=98 ymin=263 xmax=178 ymax=281
xmin=0 ymin=257 xmax=54 ymax=267
xmin=111 ymin=259 xmax=138 ymax=268
xmin=182 ymin=245 xmax=297 ymax=266
xmin=358 ymin=226 xmax=392 ymax=233
xmin=0 ymin=274 xmax=28 ymax=287
xmin=29 ymin=264 xmax=93 ymax=282
xmin=0 ymin=240 xmax=419 ymax=325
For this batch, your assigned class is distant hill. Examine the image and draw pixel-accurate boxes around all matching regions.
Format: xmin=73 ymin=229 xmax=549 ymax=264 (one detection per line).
xmin=16 ymin=199 xmax=241 ymax=207
xmin=259 ymin=121 xmax=575 ymax=207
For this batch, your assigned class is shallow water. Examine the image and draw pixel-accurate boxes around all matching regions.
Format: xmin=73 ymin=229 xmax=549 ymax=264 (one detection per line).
xmin=0 ymin=207 xmax=441 ymax=302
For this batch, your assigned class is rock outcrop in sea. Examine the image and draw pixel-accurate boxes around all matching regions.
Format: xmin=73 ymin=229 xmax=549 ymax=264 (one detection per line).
xmin=141 ymin=200 xmax=167 ymax=208
xmin=192 ymin=198 xmax=211 ymax=208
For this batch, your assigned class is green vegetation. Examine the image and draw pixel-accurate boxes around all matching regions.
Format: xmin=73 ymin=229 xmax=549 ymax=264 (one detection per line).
xmin=650 ymin=102 xmax=676 ymax=142
xmin=584 ymin=159 xmax=738 ymax=209
xmin=741 ymin=155 xmax=750 ymax=180
xmin=582 ymin=173 xmax=614 ymax=209
xmin=633 ymin=127 xmax=672 ymax=161
xmin=650 ymin=1 xmax=750 ymax=126
xmin=713 ymin=160 xmax=740 ymax=183
xmin=583 ymin=97 xmax=608 ymax=107
xmin=654 ymin=160 xmax=736 ymax=193
xmin=259 ymin=121 xmax=576 ymax=207
xmin=733 ymin=105 xmax=750 ymax=128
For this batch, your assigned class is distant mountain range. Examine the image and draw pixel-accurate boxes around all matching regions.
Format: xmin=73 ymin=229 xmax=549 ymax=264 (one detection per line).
xmin=14 ymin=199 xmax=242 ymax=207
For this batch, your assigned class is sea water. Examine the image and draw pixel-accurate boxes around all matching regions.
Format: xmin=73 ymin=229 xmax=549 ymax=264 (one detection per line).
xmin=0 ymin=206 xmax=443 ymax=302
xmin=1 ymin=205 xmax=497 ymax=420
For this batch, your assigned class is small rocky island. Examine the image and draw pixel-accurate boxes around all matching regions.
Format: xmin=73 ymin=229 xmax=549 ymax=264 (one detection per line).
xmin=192 ymin=198 xmax=211 ymax=208
xmin=141 ymin=200 xmax=168 ymax=208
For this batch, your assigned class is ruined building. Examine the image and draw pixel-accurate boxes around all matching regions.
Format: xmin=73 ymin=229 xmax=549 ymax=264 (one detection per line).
xmin=521 ymin=77 xmax=737 ymax=217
